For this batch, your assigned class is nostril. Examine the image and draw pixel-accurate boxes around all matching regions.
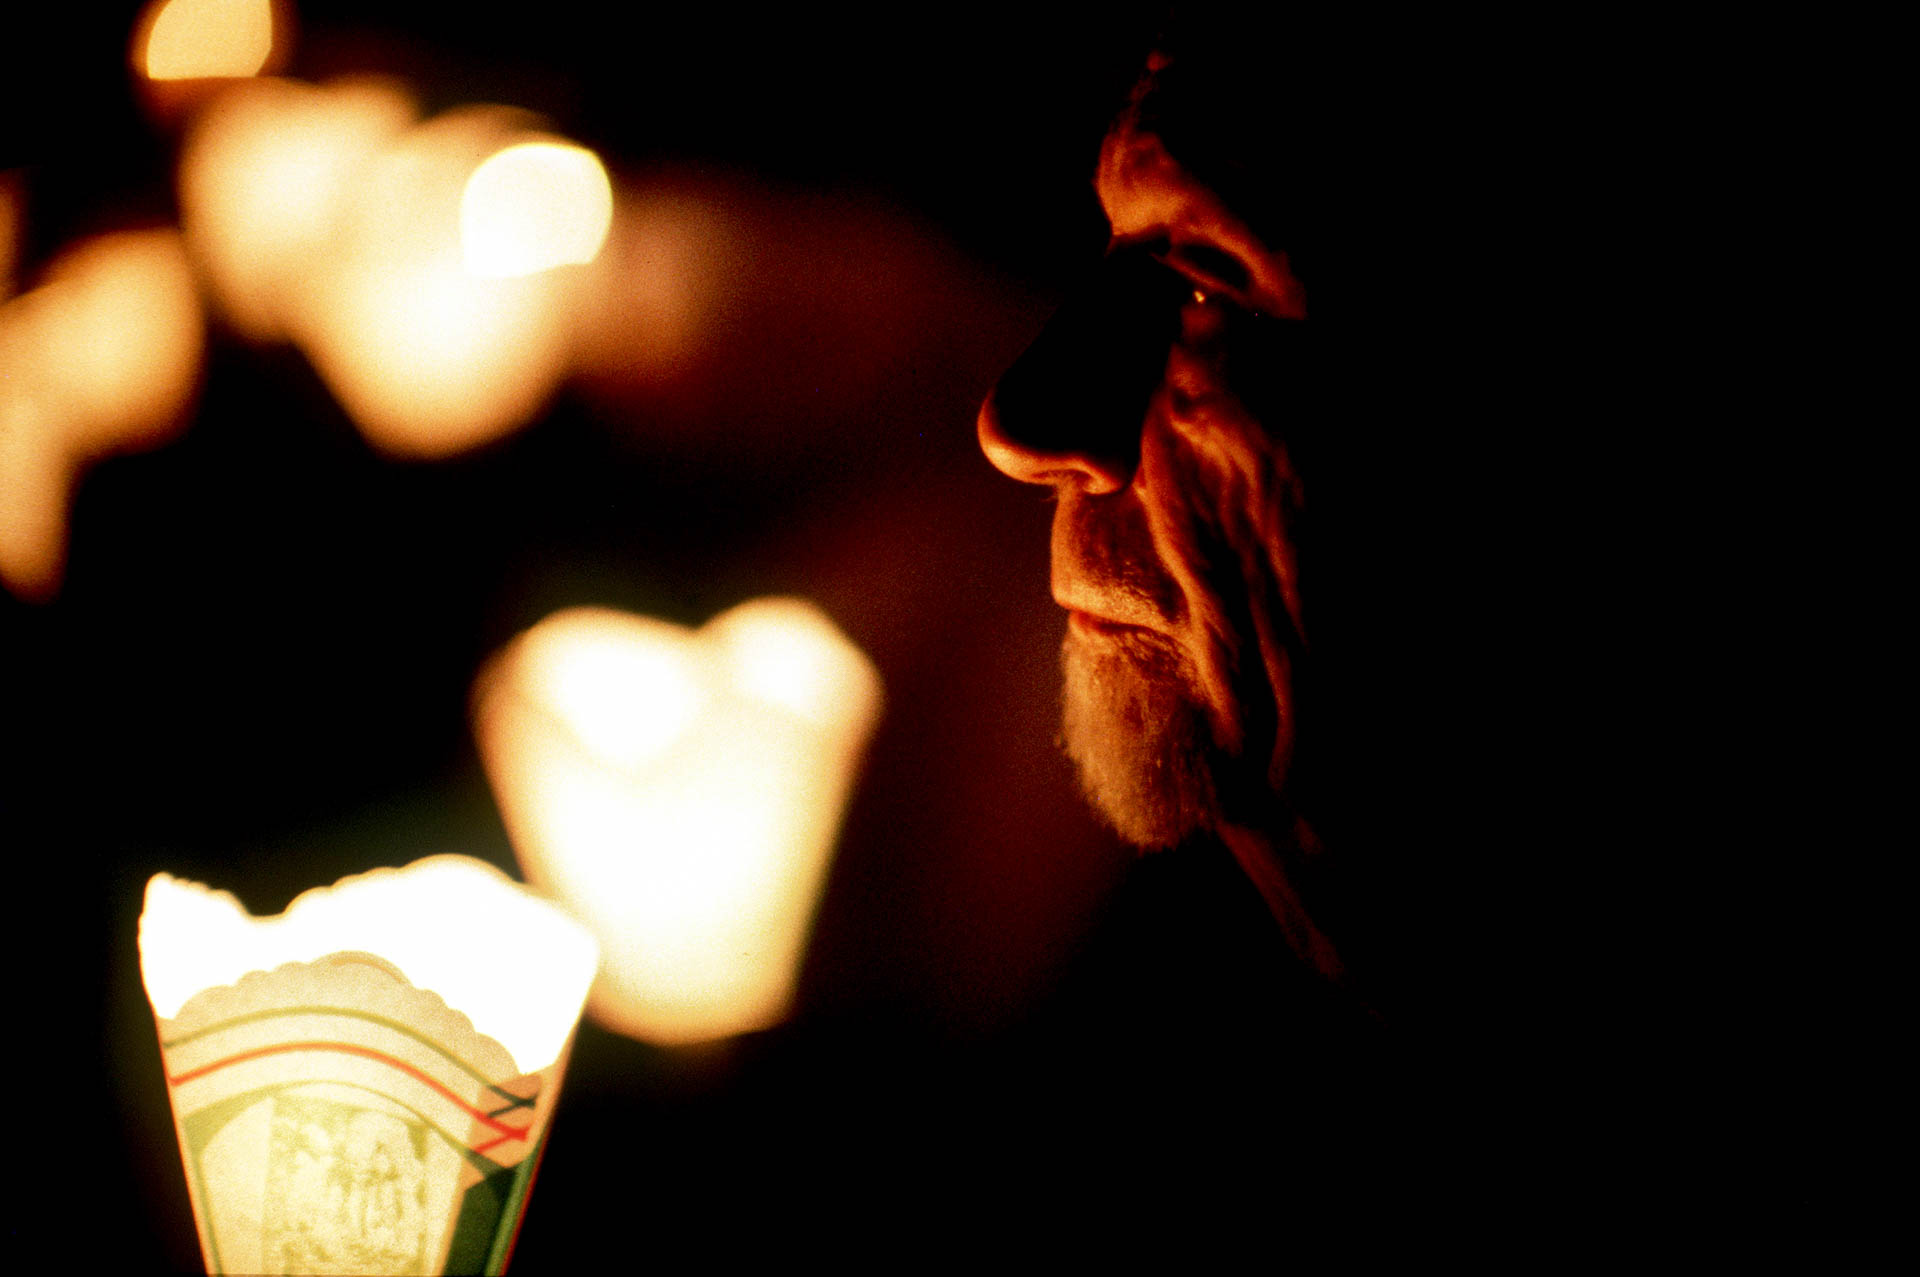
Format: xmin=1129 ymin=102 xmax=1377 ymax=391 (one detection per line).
xmin=977 ymin=394 xmax=1125 ymax=493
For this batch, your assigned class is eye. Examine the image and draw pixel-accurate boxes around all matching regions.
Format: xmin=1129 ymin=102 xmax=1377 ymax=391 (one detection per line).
xmin=1159 ymin=250 xmax=1252 ymax=320
xmin=1181 ymin=279 xmax=1245 ymax=329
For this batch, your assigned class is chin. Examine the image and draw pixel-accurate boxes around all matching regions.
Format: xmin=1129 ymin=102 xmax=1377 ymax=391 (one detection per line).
xmin=1059 ymin=623 xmax=1219 ymax=851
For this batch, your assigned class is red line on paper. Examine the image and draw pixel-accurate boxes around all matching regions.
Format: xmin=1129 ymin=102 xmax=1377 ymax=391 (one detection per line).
xmin=167 ymin=1041 xmax=529 ymax=1142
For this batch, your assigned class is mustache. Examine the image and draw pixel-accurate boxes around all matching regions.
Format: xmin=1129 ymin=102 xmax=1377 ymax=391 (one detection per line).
xmin=1053 ymin=489 xmax=1186 ymax=629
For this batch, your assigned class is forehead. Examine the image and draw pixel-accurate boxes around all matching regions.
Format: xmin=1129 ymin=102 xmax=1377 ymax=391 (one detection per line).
xmin=1096 ymin=10 xmax=1341 ymax=256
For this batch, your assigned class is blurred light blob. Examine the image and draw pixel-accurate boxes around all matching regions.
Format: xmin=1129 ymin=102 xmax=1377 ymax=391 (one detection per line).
xmin=177 ymin=80 xmax=626 ymax=458
xmin=0 ymin=229 xmax=203 ymax=601
xmin=472 ymin=599 xmax=883 ymax=1046
xmin=299 ymin=107 xmax=584 ymax=458
xmin=31 ymin=230 xmax=203 ymax=454
xmin=530 ymin=616 xmax=706 ymax=770
xmin=0 ymin=399 xmax=66 ymax=603
xmin=571 ymin=186 xmax=719 ymax=389
xmin=461 ymin=141 xmax=613 ymax=279
xmin=178 ymin=76 xmax=415 ymax=341
xmin=140 ymin=0 xmax=275 ymax=80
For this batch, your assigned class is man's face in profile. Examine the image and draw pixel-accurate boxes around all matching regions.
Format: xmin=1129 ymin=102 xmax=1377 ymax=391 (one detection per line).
xmin=979 ymin=45 xmax=1317 ymax=851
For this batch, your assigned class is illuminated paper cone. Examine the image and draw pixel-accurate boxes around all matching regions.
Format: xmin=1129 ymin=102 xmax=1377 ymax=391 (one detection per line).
xmin=472 ymin=598 xmax=882 ymax=1046
xmin=139 ymin=856 xmax=598 ymax=1275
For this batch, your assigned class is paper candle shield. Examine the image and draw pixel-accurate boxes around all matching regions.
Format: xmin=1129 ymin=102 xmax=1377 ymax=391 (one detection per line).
xmin=472 ymin=597 xmax=882 ymax=1046
xmin=139 ymin=856 xmax=598 ymax=1276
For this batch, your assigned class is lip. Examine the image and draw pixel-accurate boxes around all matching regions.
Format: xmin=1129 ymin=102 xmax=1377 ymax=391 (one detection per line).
xmin=1067 ymin=608 xmax=1131 ymax=636
xmin=1055 ymin=570 xmax=1168 ymax=630
xmin=1062 ymin=606 xmax=1167 ymax=646
xmin=1053 ymin=535 xmax=1177 ymax=637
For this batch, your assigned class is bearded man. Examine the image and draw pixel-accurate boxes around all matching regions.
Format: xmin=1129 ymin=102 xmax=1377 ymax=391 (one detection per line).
xmin=977 ymin=8 xmax=1414 ymax=1024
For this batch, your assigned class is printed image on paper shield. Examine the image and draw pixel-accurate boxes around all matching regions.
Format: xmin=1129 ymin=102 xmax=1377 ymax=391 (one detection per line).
xmin=472 ymin=598 xmax=882 ymax=1046
xmin=139 ymin=856 xmax=598 ymax=1276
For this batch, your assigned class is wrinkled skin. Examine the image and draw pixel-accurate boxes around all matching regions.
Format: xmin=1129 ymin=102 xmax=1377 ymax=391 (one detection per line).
xmin=978 ymin=48 xmax=1344 ymax=979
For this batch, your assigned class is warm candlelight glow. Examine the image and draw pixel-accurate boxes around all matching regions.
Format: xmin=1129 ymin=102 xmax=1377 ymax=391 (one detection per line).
xmin=298 ymin=107 xmax=582 ymax=458
xmin=177 ymin=83 xmax=662 ymax=454
xmin=460 ymin=141 xmax=613 ymax=279
xmin=1 ymin=172 xmax=20 ymax=300
xmin=178 ymin=76 xmax=416 ymax=341
xmin=34 ymin=228 xmax=204 ymax=455
xmin=141 ymin=0 xmax=275 ymax=80
xmin=140 ymin=857 xmax=598 ymax=1274
xmin=717 ymin=597 xmax=875 ymax=726
xmin=0 ymin=398 xmax=67 ymax=603
xmin=473 ymin=599 xmax=883 ymax=1046
xmin=570 ymin=184 xmax=722 ymax=391
xmin=0 ymin=229 xmax=203 ymax=601
xmin=519 ymin=611 xmax=708 ymax=770
xmin=141 ymin=857 xmax=596 ymax=1072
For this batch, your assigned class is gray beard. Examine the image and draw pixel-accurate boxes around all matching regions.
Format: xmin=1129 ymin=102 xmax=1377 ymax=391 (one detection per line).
xmin=1059 ymin=625 xmax=1219 ymax=850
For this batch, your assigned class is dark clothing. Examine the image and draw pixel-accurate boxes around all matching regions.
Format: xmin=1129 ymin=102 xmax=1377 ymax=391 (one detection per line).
xmin=506 ymin=842 xmax=1427 ymax=1268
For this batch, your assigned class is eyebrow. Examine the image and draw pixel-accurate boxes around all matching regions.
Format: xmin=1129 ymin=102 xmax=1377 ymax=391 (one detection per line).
xmin=1167 ymin=242 xmax=1251 ymax=293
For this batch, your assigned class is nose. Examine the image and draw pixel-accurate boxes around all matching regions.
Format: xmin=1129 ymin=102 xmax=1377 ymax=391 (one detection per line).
xmin=977 ymin=248 xmax=1184 ymax=495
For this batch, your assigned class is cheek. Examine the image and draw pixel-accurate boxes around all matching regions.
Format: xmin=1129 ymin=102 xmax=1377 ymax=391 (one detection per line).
xmin=1139 ymin=394 xmax=1268 ymax=604
xmin=1136 ymin=385 xmax=1303 ymax=761
xmin=1132 ymin=419 xmax=1248 ymax=732
xmin=1153 ymin=352 xmax=1302 ymax=604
